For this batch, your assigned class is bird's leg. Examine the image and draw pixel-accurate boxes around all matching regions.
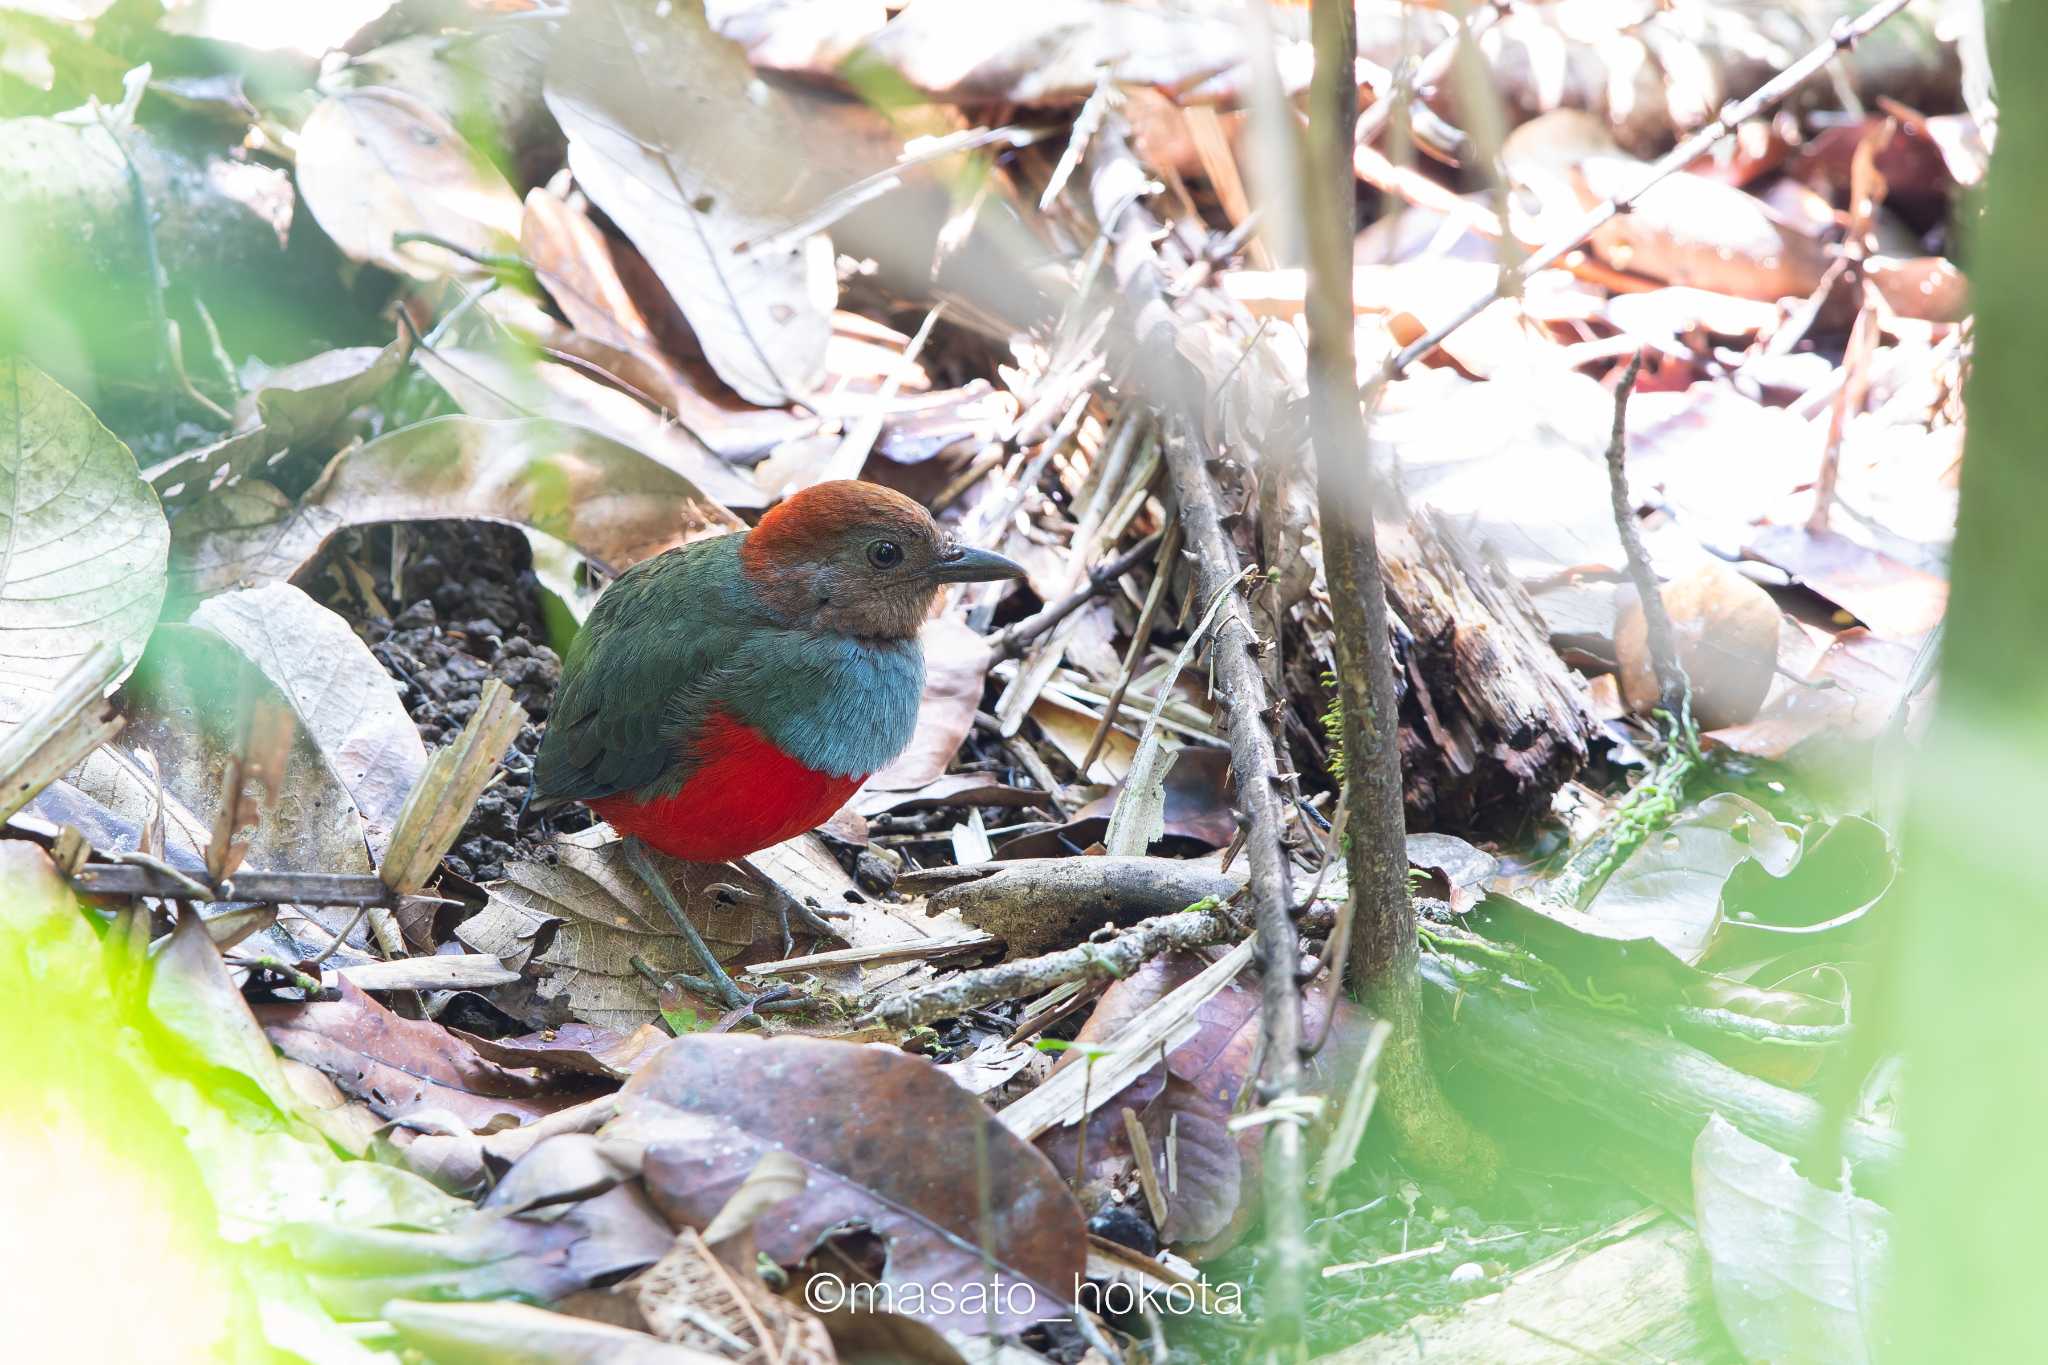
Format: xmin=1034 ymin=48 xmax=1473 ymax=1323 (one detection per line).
xmin=620 ymin=836 xmax=754 ymax=1012
xmin=708 ymin=856 xmax=849 ymax=957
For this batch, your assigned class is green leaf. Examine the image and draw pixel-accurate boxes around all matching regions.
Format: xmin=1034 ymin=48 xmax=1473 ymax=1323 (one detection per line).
xmin=0 ymin=359 xmax=168 ymax=737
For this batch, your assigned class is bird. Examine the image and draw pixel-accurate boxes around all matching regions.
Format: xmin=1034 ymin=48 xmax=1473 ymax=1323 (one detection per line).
xmin=527 ymin=479 xmax=1025 ymax=1008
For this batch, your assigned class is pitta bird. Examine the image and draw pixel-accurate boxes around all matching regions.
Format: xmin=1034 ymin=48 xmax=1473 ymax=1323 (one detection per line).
xmin=529 ymin=480 xmax=1024 ymax=1007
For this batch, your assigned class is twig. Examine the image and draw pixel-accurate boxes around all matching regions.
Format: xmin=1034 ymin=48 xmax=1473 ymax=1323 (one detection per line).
xmin=1374 ymin=0 xmax=1920 ymax=385
xmin=1354 ymin=0 xmax=1511 ymax=150
xmin=997 ymin=938 xmax=1257 ymax=1142
xmin=1122 ymin=1107 xmax=1170 ymax=1229
xmin=1083 ymin=114 xmax=1313 ymax=1342
xmin=1600 ymin=352 xmax=1690 ymax=720
xmin=1080 ymin=517 xmax=1182 ymax=775
xmin=990 ymin=529 xmax=1164 ymax=657
xmin=864 ymin=898 xmax=1242 ymax=1030
xmin=1001 ymin=735 xmax=1074 ymax=820
xmin=68 ymin=863 xmax=428 ymax=908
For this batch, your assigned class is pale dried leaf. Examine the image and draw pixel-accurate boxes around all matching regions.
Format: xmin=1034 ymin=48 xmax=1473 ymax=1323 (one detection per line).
xmin=546 ymin=0 xmax=832 ymax=406
xmin=296 ymin=87 xmax=522 ymax=280
xmin=0 ymin=360 xmax=168 ymax=736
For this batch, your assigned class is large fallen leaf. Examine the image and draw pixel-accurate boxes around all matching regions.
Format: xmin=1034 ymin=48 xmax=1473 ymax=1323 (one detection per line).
xmin=1038 ymin=953 xmax=1367 ymax=1257
xmin=610 ymin=1033 xmax=1087 ymax=1334
xmin=145 ymin=332 xmax=406 ymax=513
xmin=1709 ymin=628 xmax=1919 ymax=762
xmin=243 ymin=338 xmax=408 ymax=453
xmin=257 ymin=979 xmax=592 ymax=1133
xmin=546 ymin=0 xmax=832 ymax=407
xmin=95 ymin=623 xmax=379 ymax=879
xmin=1582 ymin=794 xmax=1799 ymax=965
xmin=384 ymin=1299 xmax=724 ymax=1364
xmin=459 ymin=833 xmax=781 ymax=1030
xmin=416 ymin=344 xmax=765 ymax=510
xmin=516 ymin=187 xmax=817 ymax=468
xmin=0 ymin=359 xmax=168 ymax=735
xmin=296 ymin=87 xmax=523 ymax=280
xmin=1708 ymin=816 xmax=1895 ymax=967
xmin=1745 ymin=524 xmax=1949 ymax=641
xmin=0 ymin=842 xmax=471 ymax=1360
xmin=189 ymin=583 xmax=426 ymax=855
xmin=284 ymin=1183 xmax=675 ymax=1318
xmin=1693 ymin=1115 xmax=1891 ymax=1364
xmin=170 ymin=416 xmax=741 ymax=600
xmin=345 ymin=20 xmax=563 ymax=181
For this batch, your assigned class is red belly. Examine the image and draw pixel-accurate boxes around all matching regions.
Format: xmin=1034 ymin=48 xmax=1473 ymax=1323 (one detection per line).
xmin=589 ymin=710 xmax=865 ymax=863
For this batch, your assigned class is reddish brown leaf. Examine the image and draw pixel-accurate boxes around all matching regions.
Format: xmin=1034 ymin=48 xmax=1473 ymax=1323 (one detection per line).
xmin=1037 ymin=953 xmax=1367 ymax=1257
xmin=453 ymin=1021 xmax=670 ymax=1082
xmin=258 ymin=979 xmax=590 ymax=1131
xmin=1745 ymin=525 xmax=1948 ymax=641
xmin=616 ymin=1034 xmax=1087 ymax=1334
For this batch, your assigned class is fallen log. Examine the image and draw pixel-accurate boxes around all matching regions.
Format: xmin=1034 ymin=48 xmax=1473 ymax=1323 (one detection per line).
xmin=1379 ymin=507 xmax=1601 ymax=833
xmin=1419 ymin=952 xmax=1903 ymax=1199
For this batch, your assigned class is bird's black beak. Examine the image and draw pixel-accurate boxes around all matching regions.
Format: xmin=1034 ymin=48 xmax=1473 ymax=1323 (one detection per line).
xmin=930 ymin=544 xmax=1028 ymax=583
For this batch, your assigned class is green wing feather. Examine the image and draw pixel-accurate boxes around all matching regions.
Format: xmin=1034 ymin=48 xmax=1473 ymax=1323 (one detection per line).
xmin=528 ymin=535 xmax=748 ymax=809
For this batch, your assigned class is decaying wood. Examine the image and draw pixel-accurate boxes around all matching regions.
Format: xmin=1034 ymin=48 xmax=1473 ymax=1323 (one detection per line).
xmin=1320 ymin=1210 xmax=1738 ymax=1365
xmin=1379 ymin=507 xmax=1601 ymax=830
xmin=69 ymin=863 xmax=407 ymax=907
xmin=925 ymin=855 xmax=1245 ymax=958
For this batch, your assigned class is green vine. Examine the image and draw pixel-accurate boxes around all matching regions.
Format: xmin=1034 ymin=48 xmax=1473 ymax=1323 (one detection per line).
xmin=1420 ymin=929 xmax=1638 ymax=1018
xmin=1554 ymin=707 xmax=1703 ymax=907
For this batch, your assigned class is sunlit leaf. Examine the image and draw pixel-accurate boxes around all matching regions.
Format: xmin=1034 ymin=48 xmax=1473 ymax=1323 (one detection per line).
xmin=546 ymin=0 xmax=832 ymax=406
xmin=0 ymin=360 xmax=168 ymax=737
xmin=296 ymin=87 xmax=523 ymax=281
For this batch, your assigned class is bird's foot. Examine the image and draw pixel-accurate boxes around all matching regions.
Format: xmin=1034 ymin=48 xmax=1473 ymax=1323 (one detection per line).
xmin=710 ymin=869 xmax=849 ymax=957
xmin=621 ymin=836 xmax=756 ymax=1012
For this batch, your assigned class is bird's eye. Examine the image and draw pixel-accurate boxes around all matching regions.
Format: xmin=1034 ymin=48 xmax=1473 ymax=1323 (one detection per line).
xmin=867 ymin=540 xmax=904 ymax=569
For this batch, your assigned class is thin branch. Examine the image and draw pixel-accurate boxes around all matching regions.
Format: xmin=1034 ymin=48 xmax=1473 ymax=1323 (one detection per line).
xmin=1083 ymin=111 xmax=1314 ymax=1341
xmin=1600 ymin=352 xmax=1689 ymax=720
xmin=990 ymin=529 xmax=1164 ymax=658
xmin=1310 ymin=0 xmax=1499 ymax=1191
xmin=863 ymin=898 xmax=1241 ymax=1031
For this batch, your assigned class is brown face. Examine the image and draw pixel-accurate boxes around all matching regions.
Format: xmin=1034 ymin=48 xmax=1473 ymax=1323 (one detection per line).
xmin=740 ymin=481 xmax=1025 ymax=639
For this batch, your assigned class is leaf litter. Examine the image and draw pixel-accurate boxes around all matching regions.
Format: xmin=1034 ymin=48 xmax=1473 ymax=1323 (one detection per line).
xmin=0 ymin=0 xmax=1982 ymax=1360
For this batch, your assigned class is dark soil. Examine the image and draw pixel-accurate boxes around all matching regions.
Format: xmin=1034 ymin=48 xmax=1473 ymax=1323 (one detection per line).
xmin=309 ymin=519 xmax=592 ymax=882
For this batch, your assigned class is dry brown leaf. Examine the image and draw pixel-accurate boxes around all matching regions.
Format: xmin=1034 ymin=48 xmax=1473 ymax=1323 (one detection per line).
xmin=170 ymin=416 xmax=742 ymax=601
xmin=190 ymin=582 xmax=427 ymax=855
xmin=613 ymin=1033 xmax=1087 ymax=1334
xmin=1745 ymin=525 xmax=1948 ymax=641
xmin=416 ymin=344 xmax=765 ymax=510
xmin=460 ymin=833 xmax=783 ymax=1030
xmin=546 ymin=0 xmax=833 ymax=407
xmin=296 ymin=87 xmax=523 ymax=280
xmin=257 ymin=979 xmax=592 ymax=1132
